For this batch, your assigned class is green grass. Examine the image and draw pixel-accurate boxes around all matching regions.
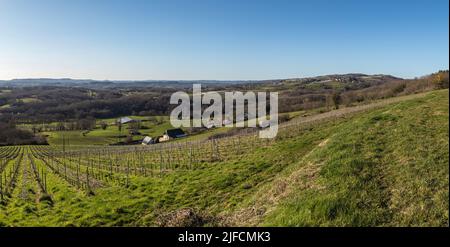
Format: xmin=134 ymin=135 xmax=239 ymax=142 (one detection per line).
xmin=43 ymin=116 xmax=175 ymax=146
xmin=0 ymin=104 xmax=10 ymax=109
xmin=0 ymin=90 xmax=448 ymax=226
xmin=44 ymin=130 xmax=115 ymax=146
xmin=260 ymin=90 xmax=449 ymax=226
xmin=43 ymin=114 xmax=267 ymax=145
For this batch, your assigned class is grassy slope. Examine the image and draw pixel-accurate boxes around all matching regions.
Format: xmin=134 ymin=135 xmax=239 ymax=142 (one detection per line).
xmin=43 ymin=116 xmax=174 ymax=146
xmin=257 ymin=89 xmax=449 ymax=226
xmin=0 ymin=90 xmax=447 ymax=226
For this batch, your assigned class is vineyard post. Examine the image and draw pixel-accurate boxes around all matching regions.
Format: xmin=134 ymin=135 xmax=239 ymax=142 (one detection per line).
xmin=177 ymin=144 xmax=182 ymax=168
xmin=0 ymin=175 xmax=3 ymax=201
xmin=44 ymin=172 xmax=47 ymax=192
xmin=138 ymin=151 xmax=142 ymax=175
xmin=41 ymin=168 xmax=44 ymax=191
xmin=3 ymin=172 xmax=6 ymax=195
xmin=132 ymin=148 xmax=139 ymax=176
xmin=115 ymin=154 xmax=119 ymax=173
xmin=189 ymin=145 xmax=193 ymax=170
xmin=126 ymin=157 xmax=130 ymax=187
xmin=238 ymin=136 xmax=241 ymax=154
xmin=133 ymin=149 xmax=137 ymax=176
xmin=159 ymin=147 xmax=163 ymax=176
xmin=86 ymin=166 xmax=90 ymax=193
xmin=97 ymin=152 xmax=101 ymax=172
xmin=9 ymin=167 xmax=12 ymax=185
xmin=215 ymin=138 xmax=221 ymax=161
xmin=141 ymin=151 xmax=146 ymax=176
xmin=76 ymin=160 xmax=80 ymax=187
xmin=109 ymin=159 xmax=113 ymax=179
xmin=63 ymin=135 xmax=67 ymax=180
xmin=210 ymin=139 xmax=213 ymax=161
xmin=168 ymin=144 xmax=172 ymax=170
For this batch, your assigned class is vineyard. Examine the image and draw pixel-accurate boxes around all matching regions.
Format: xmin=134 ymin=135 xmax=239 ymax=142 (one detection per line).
xmin=0 ymin=123 xmax=305 ymax=201
xmin=0 ymin=92 xmax=385 ymax=209
xmin=0 ymin=90 xmax=448 ymax=226
xmin=1 ymin=92 xmax=409 ymax=201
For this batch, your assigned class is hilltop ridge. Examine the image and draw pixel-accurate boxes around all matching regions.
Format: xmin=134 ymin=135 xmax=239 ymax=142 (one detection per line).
xmin=0 ymin=73 xmax=405 ymax=89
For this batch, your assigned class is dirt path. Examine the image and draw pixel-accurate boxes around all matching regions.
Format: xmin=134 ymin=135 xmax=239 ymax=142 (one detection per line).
xmin=222 ymin=92 xmax=431 ymax=226
xmin=222 ymin=137 xmax=332 ymax=226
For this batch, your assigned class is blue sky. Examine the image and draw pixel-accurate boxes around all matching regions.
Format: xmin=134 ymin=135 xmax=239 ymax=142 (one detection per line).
xmin=0 ymin=0 xmax=448 ymax=80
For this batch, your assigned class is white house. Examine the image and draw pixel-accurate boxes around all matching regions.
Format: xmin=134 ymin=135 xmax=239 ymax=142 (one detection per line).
xmin=158 ymin=135 xmax=170 ymax=143
xmin=117 ymin=117 xmax=135 ymax=125
xmin=141 ymin=136 xmax=153 ymax=145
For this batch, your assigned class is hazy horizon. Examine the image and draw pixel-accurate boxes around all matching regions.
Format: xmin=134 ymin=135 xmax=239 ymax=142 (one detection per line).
xmin=0 ymin=69 xmax=448 ymax=82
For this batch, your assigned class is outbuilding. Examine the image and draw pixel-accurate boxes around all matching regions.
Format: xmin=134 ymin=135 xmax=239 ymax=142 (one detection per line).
xmin=141 ymin=136 xmax=154 ymax=145
xmin=117 ymin=117 xmax=135 ymax=125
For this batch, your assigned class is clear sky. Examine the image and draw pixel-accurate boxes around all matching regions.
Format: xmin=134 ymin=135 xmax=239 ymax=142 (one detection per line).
xmin=0 ymin=0 xmax=448 ymax=80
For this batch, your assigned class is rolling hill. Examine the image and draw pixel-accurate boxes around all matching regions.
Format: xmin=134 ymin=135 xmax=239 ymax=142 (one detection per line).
xmin=0 ymin=89 xmax=447 ymax=226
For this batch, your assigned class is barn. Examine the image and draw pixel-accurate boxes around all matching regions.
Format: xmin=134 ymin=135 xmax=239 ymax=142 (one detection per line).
xmin=117 ymin=117 xmax=135 ymax=125
xmin=165 ymin=128 xmax=187 ymax=139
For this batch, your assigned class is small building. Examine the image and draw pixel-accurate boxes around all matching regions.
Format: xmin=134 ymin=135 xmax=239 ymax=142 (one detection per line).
xmin=141 ymin=136 xmax=154 ymax=145
xmin=259 ymin=120 xmax=271 ymax=129
xmin=117 ymin=117 xmax=135 ymax=125
xmin=165 ymin=128 xmax=187 ymax=139
xmin=223 ymin=119 xmax=233 ymax=126
xmin=158 ymin=135 xmax=170 ymax=143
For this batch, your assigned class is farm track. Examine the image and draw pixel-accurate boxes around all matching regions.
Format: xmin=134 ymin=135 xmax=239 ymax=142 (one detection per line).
xmin=19 ymin=152 xmax=33 ymax=201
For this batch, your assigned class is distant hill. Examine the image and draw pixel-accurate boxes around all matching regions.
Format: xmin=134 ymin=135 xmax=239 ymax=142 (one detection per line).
xmin=0 ymin=73 xmax=402 ymax=89
xmin=0 ymin=71 xmax=447 ymax=123
xmin=281 ymin=73 xmax=400 ymax=83
xmin=0 ymin=78 xmax=262 ymax=89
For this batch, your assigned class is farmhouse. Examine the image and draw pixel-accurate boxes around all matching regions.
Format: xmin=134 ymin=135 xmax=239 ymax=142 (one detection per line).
xmin=117 ymin=117 xmax=135 ymax=125
xmin=158 ymin=135 xmax=170 ymax=143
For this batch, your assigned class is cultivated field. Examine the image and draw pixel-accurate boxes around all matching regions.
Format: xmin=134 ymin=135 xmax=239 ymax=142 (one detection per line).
xmin=0 ymin=90 xmax=448 ymax=226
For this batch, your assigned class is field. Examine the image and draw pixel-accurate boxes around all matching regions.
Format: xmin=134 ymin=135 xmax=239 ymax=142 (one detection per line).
xmin=22 ymin=116 xmax=174 ymax=146
xmin=36 ymin=113 xmax=299 ymax=146
xmin=0 ymin=90 xmax=448 ymax=226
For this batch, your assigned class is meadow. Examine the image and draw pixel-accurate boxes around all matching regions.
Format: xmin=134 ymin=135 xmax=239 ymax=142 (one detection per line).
xmin=0 ymin=89 xmax=447 ymax=226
